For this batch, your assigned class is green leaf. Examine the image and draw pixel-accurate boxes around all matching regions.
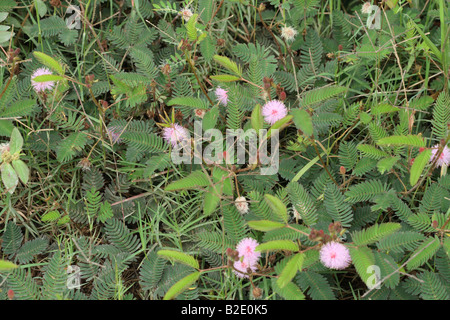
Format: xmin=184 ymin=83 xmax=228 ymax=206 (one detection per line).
xmin=0 ymin=13 xmax=9 ymax=23
xmin=57 ymin=215 xmax=70 ymax=225
xmin=371 ymin=103 xmax=399 ymax=115
xmin=0 ymin=0 xmax=17 ymax=12
xmin=157 ymin=249 xmax=199 ymax=269
xmin=35 ymin=0 xmax=47 ymax=17
xmin=56 ymin=132 xmax=87 ymax=163
xmin=200 ymin=35 xmax=215 ymax=61
xmin=203 ymin=185 xmax=221 ymax=215
xmin=406 ymin=236 xmax=440 ymax=271
xmin=359 ymin=112 xmax=372 ymax=124
xmin=202 ymin=106 xmax=219 ymax=131
xmin=16 ymin=238 xmax=48 ymax=264
xmin=271 ymin=278 xmax=305 ymax=300
xmin=1 ymin=163 xmax=18 ymax=194
xmin=9 ymin=127 xmax=23 ymax=154
xmin=165 ymin=170 xmax=210 ymax=191
xmin=163 ymin=272 xmax=200 ymax=300
xmin=291 ymin=109 xmax=313 ymax=136
xmin=277 ymin=253 xmax=304 ymax=288
xmin=31 ymin=74 xmax=64 ymax=82
xmin=256 ymin=240 xmax=299 ymax=252
xmin=265 ymin=115 xmax=293 ymax=140
xmin=264 ymin=194 xmax=288 ymax=223
xmin=0 ymin=120 xmax=14 ymax=136
xmin=11 ymin=159 xmax=29 ymax=185
xmin=349 ymin=246 xmax=375 ymax=287
xmin=286 ymin=181 xmax=318 ymax=226
xmin=247 ymin=220 xmax=285 ymax=232
xmin=295 ymin=271 xmax=336 ymax=300
xmin=0 ymin=259 xmax=18 ymax=270
xmin=33 ymin=51 xmax=65 ymax=75
xmin=213 ymin=55 xmax=242 ymax=76
xmin=167 ymin=96 xmax=209 ymax=109
xmin=41 ymin=210 xmax=61 ymax=222
xmin=300 ymin=86 xmax=347 ymax=107
xmin=357 ymin=144 xmax=390 ymax=159
xmin=210 ymin=75 xmax=241 ymax=82
xmin=212 ymin=167 xmax=233 ymax=196
xmin=0 ymin=30 xmax=13 ymax=43
xmin=0 ymin=99 xmax=37 ymax=118
xmin=324 ymin=183 xmax=353 ymax=227
xmin=251 ymin=104 xmax=263 ymax=133
xmin=186 ymin=14 xmax=198 ymax=41
xmin=377 ymin=135 xmax=426 ymax=147
xmin=344 ymin=179 xmax=387 ymax=204
xmin=410 ymin=149 xmax=432 ymax=186
xmin=352 ymin=223 xmax=401 ymax=246
xmin=377 ymin=156 xmax=400 ymax=174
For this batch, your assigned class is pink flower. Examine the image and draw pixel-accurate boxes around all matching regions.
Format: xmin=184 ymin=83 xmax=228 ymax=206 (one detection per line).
xmin=430 ymin=144 xmax=450 ymax=167
xmin=31 ymin=67 xmax=55 ymax=93
xmin=262 ymin=100 xmax=288 ymax=124
xmin=215 ymin=87 xmax=228 ymax=106
xmin=236 ymin=237 xmax=260 ymax=264
xmin=320 ymin=242 xmax=351 ymax=270
xmin=233 ymin=259 xmax=257 ymax=279
xmin=162 ymin=123 xmax=189 ymax=147
xmin=232 ymin=237 xmax=260 ymax=278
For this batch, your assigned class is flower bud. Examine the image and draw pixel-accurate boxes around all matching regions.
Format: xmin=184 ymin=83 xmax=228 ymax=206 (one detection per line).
xmin=226 ymin=248 xmax=239 ymax=261
xmin=263 ymin=77 xmax=272 ymax=90
xmin=328 ymin=223 xmax=335 ymax=234
xmin=85 ymin=74 xmax=95 ymax=88
xmin=216 ymin=38 xmax=225 ymax=47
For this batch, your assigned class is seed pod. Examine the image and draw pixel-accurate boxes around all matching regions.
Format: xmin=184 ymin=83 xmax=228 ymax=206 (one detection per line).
xmin=252 ymin=287 xmax=263 ymax=298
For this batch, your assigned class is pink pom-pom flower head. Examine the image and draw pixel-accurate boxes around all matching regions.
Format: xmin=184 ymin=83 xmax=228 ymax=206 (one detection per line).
xmin=162 ymin=123 xmax=189 ymax=147
xmin=236 ymin=237 xmax=260 ymax=264
xmin=233 ymin=259 xmax=258 ymax=279
xmin=430 ymin=144 xmax=450 ymax=167
xmin=215 ymin=87 xmax=228 ymax=106
xmin=320 ymin=241 xmax=351 ymax=270
xmin=31 ymin=67 xmax=55 ymax=93
xmin=233 ymin=237 xmax=261 ymax=278
xmin=262 ymin=100 xmax=288 ymax=124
